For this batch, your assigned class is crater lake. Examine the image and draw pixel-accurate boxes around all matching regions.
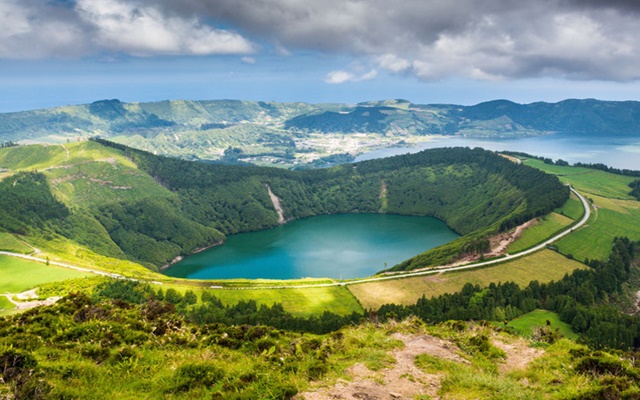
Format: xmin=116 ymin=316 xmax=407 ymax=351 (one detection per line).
xmin=164 ymin=213 xmax=459 ymax=280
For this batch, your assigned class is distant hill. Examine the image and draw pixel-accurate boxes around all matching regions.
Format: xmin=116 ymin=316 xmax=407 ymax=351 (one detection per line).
xmin=1 ymin=98 xmax=639 ymax=166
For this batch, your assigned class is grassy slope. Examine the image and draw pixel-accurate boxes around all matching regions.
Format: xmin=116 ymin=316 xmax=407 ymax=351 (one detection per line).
xmin=0 ymin=255 xmax=91 ymax=294
xmin=524 ymin=158 xmax=640 ymax=261
xmin=507 ymin=212 xmax=574 ymax=253
xmin=0 ymin=232 xmax=33 ymax=254
xmin=507 ymin=309 xmax=578 ymax=339
xmin=556 ymin=191 xmax=585 ymax=220
xmin=349 ymin=250 xmax=586 ymax=310
xmin=557 ymin=195 xmax=640 ymax=261
xmin=200 ymin=287 xmax=363 ymax=317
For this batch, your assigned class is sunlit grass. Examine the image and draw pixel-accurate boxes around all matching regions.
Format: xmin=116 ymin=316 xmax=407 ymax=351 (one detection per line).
xmin=348 ymin=250 xmax=586 ymax=310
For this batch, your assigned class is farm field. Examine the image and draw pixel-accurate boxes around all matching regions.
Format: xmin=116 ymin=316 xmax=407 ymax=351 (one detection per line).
xmin=507 ymin=309 xmax=578 ymax=339
xmin=555 ymin=192 xmax=585 ymax=221
xmin=507 ymin=212 xmax=574 ymax=253
xmin=524 ymin=159 xmax=636 ymax=200
xmin=348 ymin=249 xmax=586 ymax=310
xmin=197 ymin=286 xmax=364 ymax=317
xmin=521 ymin=158 xmax=640 ymax=261
xmin=0 ymin=255 xmax=91 ymax=294
xmin=556 ymin=194 xmax=640 ymax=261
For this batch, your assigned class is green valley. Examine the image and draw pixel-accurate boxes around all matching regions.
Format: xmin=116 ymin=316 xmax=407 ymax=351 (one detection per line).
xmin=1 ymin=120 xmax=639 ymax=400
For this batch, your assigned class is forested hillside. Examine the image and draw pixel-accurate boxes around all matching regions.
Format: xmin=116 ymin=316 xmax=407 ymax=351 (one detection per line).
xmin=0 ymin=140 xmax=567 ymax=273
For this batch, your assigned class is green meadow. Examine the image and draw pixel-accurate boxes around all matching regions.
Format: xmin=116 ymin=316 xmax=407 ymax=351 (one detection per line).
xmin=349 ymin=250 xmax=586 ymax=310
xmin=507 ymin=212 xmax=574 ymax=253
xmin=0 ymin=232 xmax=33 ymax=254
xmin=0 ymin=255 xmax=91 ymax=294
xmin=507 ymin=309 xmax=578 ymax=339
xmin=523 ymin=158 xmax=640 ymax=261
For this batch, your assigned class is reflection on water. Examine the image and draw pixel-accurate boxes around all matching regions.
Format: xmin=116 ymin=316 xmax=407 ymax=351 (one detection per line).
xmin=164 ymin=214 xmax=459 ymax=280
xmin=356 ymin=134 xmax=640 ymax=170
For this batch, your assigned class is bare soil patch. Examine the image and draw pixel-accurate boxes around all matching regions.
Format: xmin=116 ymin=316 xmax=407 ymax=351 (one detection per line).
xmin=295 ymin=333 xmax=467 ymax=400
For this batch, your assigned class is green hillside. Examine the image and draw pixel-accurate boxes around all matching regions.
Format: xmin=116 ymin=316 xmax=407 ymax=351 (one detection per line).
xmin=0 ymin=140 xmax=567 ymax=275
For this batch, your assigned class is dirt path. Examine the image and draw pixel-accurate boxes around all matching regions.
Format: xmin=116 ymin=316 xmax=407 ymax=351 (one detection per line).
xmin=296 ymin=333 xmax=467 ymax=400
xmin=2 ymin=289 xmax=61 ymax=311
xmin=492 ymin=336 xmax=544 ymax=373
xmin=266 ymin=184 xmax=286 ymax=224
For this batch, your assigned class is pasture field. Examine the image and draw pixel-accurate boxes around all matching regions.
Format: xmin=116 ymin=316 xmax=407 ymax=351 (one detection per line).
xmin=348 ymin=249 xmax=586 ymax=310
xmin=507 ymin=309 xmax=578 ymax=339
xmin=556 ymin=194 xmax=640 ymax=261
xmin=524 ymin=159 xmax=635 ymax=200
xmin=555 ymin=192 xmax=585 ymax=221
xmin=507 ymin=212 xmax=574 ymax=253
xmin=195 ymin=286 xmax=364 ymax=317
xmin=0 ymin=232 xmax=33 ymax=253
xmin=0 ymin=255 xmax=91 ymax=294
xmin=522 ymin=159 xmax=640 ymax=261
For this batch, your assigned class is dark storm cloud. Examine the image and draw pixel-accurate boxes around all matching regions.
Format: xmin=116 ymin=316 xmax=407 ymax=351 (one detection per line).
xmin=2 ymin=0 xmax=640 ymax=81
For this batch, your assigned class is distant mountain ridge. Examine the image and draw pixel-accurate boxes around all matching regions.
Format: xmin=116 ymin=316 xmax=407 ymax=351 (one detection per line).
xmin=1 ymin=98 xmax=638 ymax=166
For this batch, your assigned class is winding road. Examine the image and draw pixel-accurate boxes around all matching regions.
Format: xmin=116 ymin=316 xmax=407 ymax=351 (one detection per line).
xmin=0 ymin=187 xmax=590 ymax=291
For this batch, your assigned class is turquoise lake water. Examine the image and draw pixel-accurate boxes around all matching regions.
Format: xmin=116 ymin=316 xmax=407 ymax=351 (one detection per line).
xmin=164 ymin=213 xmax=459 ymax=280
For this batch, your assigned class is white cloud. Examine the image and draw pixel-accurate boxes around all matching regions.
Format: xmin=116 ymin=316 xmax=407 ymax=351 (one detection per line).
xmin=0 ymin=0 xmax=87 ymax=59
xmin=3 ymin=0 xmax=640 ymax=81
xmin=241 ymin=56 xmax=256 ymax=64
xmin=75 ymin=0 xmax=255 ymax=56
xmin=325 ymin=69 xmax=377 ymax=84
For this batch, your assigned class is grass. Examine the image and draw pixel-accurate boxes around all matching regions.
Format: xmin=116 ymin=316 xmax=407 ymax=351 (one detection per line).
xmin=524 ymin=159 xmax=636 ymax=200
xmin=0 ymin=144 xmax=69 ymax=171
xmin=507 ymin=309 xmax=578 ymax=340
xmin=521 ymin=160 xmax=640 ymax=262
xmin=47 ymin=155 xmax=175 ymax=208
xmin=555 ymin=192 xmax=585 ymax=221
xmin=26 ymin=235 xmax=161 ymax=279
xmin=0 ymin=296 xmax=15 ymax=313
xmin=348 ymin=250 xmax=586 ymax=310
xmin=556 ymin=194 xmax=640 ymax=261
xmin=0 ymin=255 xmax=92 ymax=294
xmin=198 ymin=286 xmax=363 ymax=317
xmin=0 ymin=232 xmax=33 ymax=254
xmin=507 ymin=212 xmax=574 ymax=253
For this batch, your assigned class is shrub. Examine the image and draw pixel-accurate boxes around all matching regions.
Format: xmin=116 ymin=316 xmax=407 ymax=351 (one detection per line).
xmin=172 ymin=362 xmax=225 ymax=392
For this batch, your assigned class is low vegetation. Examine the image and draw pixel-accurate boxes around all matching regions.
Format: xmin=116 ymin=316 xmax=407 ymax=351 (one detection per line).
xmin=507 ymin=309 xmax=578 ymax=339
xmin=348 ymin=249 xmax=586 ymax=309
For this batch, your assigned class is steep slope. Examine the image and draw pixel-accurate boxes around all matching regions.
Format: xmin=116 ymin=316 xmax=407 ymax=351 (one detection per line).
xmin=0 ymin=140 xmax=568 ymax=273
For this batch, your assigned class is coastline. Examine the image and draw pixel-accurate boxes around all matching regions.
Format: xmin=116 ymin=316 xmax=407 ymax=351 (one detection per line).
xmin=159 ymin=240 xmax=223 ymax=271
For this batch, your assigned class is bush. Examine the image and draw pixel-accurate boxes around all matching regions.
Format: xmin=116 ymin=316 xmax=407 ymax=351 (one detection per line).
xmin=172 ymin=362 xmax=225 ymax=392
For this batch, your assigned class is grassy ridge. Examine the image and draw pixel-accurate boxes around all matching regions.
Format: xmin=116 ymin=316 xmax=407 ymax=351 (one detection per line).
xmin=348 ymin=250 xmax=586 ymax=310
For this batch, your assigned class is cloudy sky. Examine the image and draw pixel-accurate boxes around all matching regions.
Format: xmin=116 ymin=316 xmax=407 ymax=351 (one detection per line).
xmin=2 ymin=0 xmax=640 ymax=111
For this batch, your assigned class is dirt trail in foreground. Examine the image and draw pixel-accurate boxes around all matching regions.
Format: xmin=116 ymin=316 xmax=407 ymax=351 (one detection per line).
xmin=296 ymin=331 xmax=545 ymax=400
xmin=295 ymin=333 xmax=467 ymax=400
